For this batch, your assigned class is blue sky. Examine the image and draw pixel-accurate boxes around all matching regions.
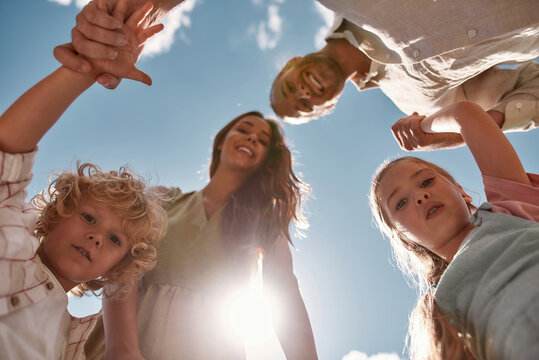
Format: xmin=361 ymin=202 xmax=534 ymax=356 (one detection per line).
xmin=1 ymin=1 xmax=537 ymax=359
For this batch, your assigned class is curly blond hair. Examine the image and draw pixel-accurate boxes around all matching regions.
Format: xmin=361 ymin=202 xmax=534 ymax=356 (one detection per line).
xmin=32 ymin=163 xmax=167 ymax=296
xmin=369 ymin=157 xmax=475 ymax=360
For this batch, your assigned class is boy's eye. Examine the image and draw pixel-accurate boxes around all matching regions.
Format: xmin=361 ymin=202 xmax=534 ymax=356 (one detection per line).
xmin=421 ymin=178 xmax=434 ymax=187
xmin=82 ymin=213 xmax=95 ymax=224
xmin=109 ymin=234 xmax=121 ymax=246
xmin=396 ymin=198 xmax=407 ymax=210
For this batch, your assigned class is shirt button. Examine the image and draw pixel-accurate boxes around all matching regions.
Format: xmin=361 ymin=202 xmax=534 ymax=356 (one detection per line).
xmin=10 ymin=296 xmax=20 ymax=307
xmin=46 ymin=282 xmax=54 ymax=290
xmin=412 ymin=49 xmax=420 ymax=58
xmin=467 ymin=29 xmax=478 ymax=38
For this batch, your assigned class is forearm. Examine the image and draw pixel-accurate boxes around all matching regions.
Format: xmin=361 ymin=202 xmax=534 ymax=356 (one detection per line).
xmin=103 ymin=282 xmax=144 ymax=359
xmin=274 ymin=288 xmax=318 ymax=360
xmin=0 ymin=67 xmax=95 ymax=153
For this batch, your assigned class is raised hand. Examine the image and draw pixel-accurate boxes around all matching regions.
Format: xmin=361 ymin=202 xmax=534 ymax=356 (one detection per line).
xmin=391 ymin=112 xmax=464 ymax=151
xmin=54 ymin=0 xmax=162 ymax=87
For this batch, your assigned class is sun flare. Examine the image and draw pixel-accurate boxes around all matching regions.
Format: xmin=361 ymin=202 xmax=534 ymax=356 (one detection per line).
xmin=227 ymin=249 xmax=275 ymax=347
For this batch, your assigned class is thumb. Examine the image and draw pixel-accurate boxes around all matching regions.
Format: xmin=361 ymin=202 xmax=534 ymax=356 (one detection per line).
xmin=127 ymin=68 xmax=152 ymax=86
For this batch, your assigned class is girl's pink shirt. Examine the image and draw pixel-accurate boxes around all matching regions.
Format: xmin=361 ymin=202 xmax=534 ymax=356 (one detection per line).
xmin=483 ymin=172 xmax=539 ymax=222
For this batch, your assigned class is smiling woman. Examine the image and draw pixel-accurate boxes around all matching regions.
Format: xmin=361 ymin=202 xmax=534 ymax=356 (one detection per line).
xmin=85 ymin=111 xmax=318 ymax=360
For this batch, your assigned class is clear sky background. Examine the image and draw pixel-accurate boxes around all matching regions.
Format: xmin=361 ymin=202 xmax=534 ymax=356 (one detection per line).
xmin=1 ymin=1 xmax=537 ymax=359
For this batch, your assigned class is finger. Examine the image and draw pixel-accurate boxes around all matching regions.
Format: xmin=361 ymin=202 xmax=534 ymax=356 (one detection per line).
xmin=53 ymin=43 xmax=92 ymax=73
xmin=112 ymin=0 xmax=130 ymax=21
xmin=126 ymin=68 xmax=152 ymax=86
xmin=137 ymin=23 xmax=163 ymax=45
xmin=80 ymin=1 xmax=122 ymax=30
xmin=391 ymin=123 xmax=407 ymax=150
xmin=96 ymin=73 xmax=121 ymax=89
xmin=401 ymin=119 xmax=419 ymax=150
xmin=96 ymin=0 xmax=107 ymax=12
xmin=126 ymin=1 xmax=154 ymax=30
xmin=76 ymin=12 xmax=127 ymax=47
xmin=72 ymin=28 xmax=118 ymax=60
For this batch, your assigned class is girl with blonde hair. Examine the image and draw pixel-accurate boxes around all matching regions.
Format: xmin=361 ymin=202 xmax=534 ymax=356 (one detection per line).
xmin=370 ymin=101 xmax=538 ymax=360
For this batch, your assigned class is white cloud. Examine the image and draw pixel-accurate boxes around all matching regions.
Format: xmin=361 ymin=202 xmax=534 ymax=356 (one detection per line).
xmin=313 ymin=1 xmax=333 ymax=49
xmin=342 ymin=351 xmax=402 ymax=360
xmin=47 ymin=0 xmax=90 ymax=7
xmin=142 ymin=0 xmax=197 ymax=57
xmin=75 ymin=0 xmax=91 ymax=7
xmin=256 ymin=4 xmax=282 ymax=50
xmin=48 ymin=0 xmax=72 ymax=5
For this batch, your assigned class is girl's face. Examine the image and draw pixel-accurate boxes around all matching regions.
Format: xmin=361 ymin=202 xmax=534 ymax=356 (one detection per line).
xmin=217 ymin=115 xmax=272 ymax=176
xmin=378 ymin=160 xmax=472 ymax=258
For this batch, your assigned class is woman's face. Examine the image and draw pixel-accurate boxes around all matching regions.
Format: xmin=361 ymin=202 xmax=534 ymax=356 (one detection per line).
xmin=217 ymin=115 xmax=272 ymax=176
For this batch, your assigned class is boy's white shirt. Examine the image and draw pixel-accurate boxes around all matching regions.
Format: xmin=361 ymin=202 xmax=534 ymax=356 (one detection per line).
xmin=0 ymin=149 xmax=100 ymax=360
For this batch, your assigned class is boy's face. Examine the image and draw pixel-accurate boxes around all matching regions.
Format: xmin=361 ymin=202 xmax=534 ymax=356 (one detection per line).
xmin=39 ymin=197 xmax=131 ymax=292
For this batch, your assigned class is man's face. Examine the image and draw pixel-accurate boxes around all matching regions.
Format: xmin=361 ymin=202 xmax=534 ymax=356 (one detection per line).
xmin=270 ymin=52 xmax=346 ymax=121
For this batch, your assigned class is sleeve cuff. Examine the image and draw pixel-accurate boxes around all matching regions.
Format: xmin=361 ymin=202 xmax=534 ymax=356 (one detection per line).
xmin=500 ymin=99 xmax=538 ymax=132
xmin=0 ymin=148 xmax=37 ymax=183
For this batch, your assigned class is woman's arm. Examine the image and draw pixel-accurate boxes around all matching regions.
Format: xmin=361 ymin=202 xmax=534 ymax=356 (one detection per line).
xmin=265 ymin=238 xmax=318 ymax=360
xmin=103 ymin=282 xmax=144 ymax=360
xmin=419 ymin=100 xmax=530 ymax=185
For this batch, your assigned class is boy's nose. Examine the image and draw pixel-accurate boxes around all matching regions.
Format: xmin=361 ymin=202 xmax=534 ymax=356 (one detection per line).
xmin=87 ymin=233 xmax=102 ymax=247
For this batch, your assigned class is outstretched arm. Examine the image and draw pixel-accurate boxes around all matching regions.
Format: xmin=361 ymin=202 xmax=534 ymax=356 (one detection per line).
xmin=54 ymin=0 xmax=184 ymax=89
xmin=102 ymin=282 xmax=144 ymax=360
xmin=0 ymin=68 xmax=95 ymax=154
xmin=266 ymin=238 xmax=318 ymax=360
xmin=391 ymin=109 xmax=505 ymax=151
xmin=419 ymin=100 xmax=530 ymax=185
xmin=0 ymin=0 xmax=160 ymax=154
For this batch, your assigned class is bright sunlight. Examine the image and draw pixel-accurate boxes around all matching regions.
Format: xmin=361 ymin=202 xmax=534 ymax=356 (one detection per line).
xmin=227 ymin=248 xmax=275 ymax=348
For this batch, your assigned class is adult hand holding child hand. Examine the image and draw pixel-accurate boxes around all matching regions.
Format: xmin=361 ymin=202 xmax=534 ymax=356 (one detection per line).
xmin=54 ymin=0 xmax=163 ymax=87
xmin=391 ymin=112 xmax=464 ymax=151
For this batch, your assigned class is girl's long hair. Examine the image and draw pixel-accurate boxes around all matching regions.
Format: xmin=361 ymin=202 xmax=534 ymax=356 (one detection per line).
xmin=369 ymin=157 xmax=474 ymax=360
xmin=210 ymin=111 xmax=309 ymax=271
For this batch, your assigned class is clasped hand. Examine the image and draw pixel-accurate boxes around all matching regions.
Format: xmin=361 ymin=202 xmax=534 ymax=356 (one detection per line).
xmin=54 ymin=0 xmax=163 ymax=87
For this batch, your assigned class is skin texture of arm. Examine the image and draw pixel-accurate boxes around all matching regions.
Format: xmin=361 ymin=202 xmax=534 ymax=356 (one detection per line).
xmin=0 ymin=67 xmax=95 ymax=154
xmin=55 ymin=0 xmax=184 ymax=88
xmin=420 ymin=100 xmax=530 ymax=185
xmin=103 ymin=282 xmax=144 ymax=360
xmin=265 ymin=238 xmax=318 ymax=360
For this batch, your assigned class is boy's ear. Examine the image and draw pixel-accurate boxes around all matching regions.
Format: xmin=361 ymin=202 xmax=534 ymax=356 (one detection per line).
xmin=456 ymin=183 xmax=473 ymax=204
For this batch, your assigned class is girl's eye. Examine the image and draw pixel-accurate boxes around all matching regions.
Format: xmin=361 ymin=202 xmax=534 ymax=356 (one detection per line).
xmin=82 ymin=213 xmax=95 ymax=224
xmin=238 ymin=128 xmax=247 ymax=134
xmin=109 ymin=234 xmax=121 ymax=246
xmin=421 ymin=177 xmax=434 ymax=187
xmin=259 ymin=139 xmax=267 ymax=146
xmin=396 ymin=198 xmax=407 ymax=210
